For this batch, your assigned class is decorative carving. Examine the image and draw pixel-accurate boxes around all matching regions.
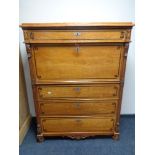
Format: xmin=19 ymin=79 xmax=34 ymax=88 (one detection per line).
xmin=41 ymin=111 xmax=45 ymax=115
xmin=25 ymin=44 xmax=32 ymax=59
xmin=114 ymin=86 xmax=118 ymax=89
xmin=24 ymin=31 xmax=29 ymax=40
xmin=111 ymin=119 xmax=114 ymax=122
xmin=38 ymin=88 xmax=43 ymax=97
xmin=40 ymin=103 xmax=43 ymax=106
xmin=67 ymin=135 xmax=92 ymax=140
xmin=38 ymin=87 xmax=42 ymax=90
xmin=37 ymin=135 xmax=44 ymax=142
xmin=116 ymin=122 xmax=120 ymax=132
xmin=112 ymin=102 xmax=116 ymax=105
xmin=27 ymin=53 xmax=31 ymax=59
xmin=111 ymin=111 xmax=115 ymax=114
xmin=125 ymin=30 xmax=131 ymax=40
xmin=37 ymin=75 xmax=42 ymax=79
xmin=43 ymin=129 xmax=47 ymax=132
xmin=30 ymin=32 xmax=34 ymax=39
xmin=120 ymin=31 xmax=125 ymax=39
xmin=113 ymin=86 xmax=118 ymax=96
xmin=117 ymin=46 xmax=121 ymax=50
xmin=25 ymin=44 xmax=31 ymax=52
xmin=112 ymin=132 xmax=120 ymax=140
xmin=33 ymin=50 xmax=42 ymax=78
xmin=124 ymin=43 xmax=129 ymax=58
xmin=33 ymin=46 xmax=38 ymax=51
xmin=42 ymin=119 xmax=46 ymax=122
xmin=40 ymin=94 xmax=43 ymax=98
xmin=37 ymin=124 xmax=41 ymax=134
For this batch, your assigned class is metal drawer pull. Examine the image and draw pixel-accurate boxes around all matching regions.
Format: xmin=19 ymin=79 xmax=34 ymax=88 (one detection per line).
xmin=74 ymin=102 xmax=80 ymax=108
xmin=75 ymin=87 xmax=80 ymax=92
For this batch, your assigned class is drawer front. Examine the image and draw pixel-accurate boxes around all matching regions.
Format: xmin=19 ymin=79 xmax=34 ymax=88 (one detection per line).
xmin=41 ymin=117 xmax=115 ymax=132
xmin=39 ymin=100 xmax=117 ymax=116
xmin=32 ymin=45 xmax=122 ymax=81
xmin=37 ymin=84 xmax=119 ymax=99
xmin=25 ymin=30 xmax=129 ymax=41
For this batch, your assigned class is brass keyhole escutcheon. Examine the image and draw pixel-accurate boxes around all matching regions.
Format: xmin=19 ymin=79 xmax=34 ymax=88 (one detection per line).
xmin=74 ymin=32 xmax=81 ymax=36
xmin=75 ymin=46 xmax=80 ymax=54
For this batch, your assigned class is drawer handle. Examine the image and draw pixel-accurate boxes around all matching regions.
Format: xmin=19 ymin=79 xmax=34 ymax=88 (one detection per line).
xmin=74 ymin=102 xmax=80 ymax=108
xmin=75 ymin=87 xmax=80 ymax=92
xmin=74 ymin=32 xmax=81 ymax=36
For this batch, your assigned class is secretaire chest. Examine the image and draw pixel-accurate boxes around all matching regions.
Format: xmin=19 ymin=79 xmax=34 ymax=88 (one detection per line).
xmin=20 ymin=22 xmax=134 ymax=142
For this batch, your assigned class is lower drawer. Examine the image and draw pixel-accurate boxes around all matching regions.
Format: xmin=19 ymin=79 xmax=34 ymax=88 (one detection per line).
xmin=39 ymin=100 xmax=117 ymax=116
xmin=41 ymin=117 xmax=115 ymax=133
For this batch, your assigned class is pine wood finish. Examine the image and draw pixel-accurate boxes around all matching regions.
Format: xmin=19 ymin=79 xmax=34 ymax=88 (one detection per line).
xmin=20 ymin=22 xmax=134 ymax=142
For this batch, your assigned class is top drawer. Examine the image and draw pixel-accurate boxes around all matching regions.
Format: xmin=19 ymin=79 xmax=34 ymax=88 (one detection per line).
xmin=23 ymin=30 xmax=131 ymax=43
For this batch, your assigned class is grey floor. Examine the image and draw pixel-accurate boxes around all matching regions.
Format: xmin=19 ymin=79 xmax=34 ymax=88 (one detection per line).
xmin=20 ymin=115 xmax=135 ymax=155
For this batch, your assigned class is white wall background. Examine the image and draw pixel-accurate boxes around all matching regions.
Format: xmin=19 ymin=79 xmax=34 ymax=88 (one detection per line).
xmin=19 ymin=0 xmax=135 ymax=116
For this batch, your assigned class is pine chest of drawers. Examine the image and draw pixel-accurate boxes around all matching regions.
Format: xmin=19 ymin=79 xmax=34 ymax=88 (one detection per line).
xmin=20 ymin=22 xmax=134 ymax=142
